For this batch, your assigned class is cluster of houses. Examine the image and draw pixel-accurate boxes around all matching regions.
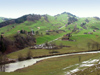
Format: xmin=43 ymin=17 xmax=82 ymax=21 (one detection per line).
xmin=93 ymin=29 xmax=96 ymax=32
xmin=17 ymin=29 xmax=35 ymax=35
xmin=30 ymin=44 xmax=55 ymax=49
xmin=84 ymin=30 xmax=97 ymax=34
xmin=46 ymin=30 xmax=65 ymax=33
xmin=84 ymin=32 xmax=93 ymax=34
xmin=62 ymin=33 xmax=75 ymax=41
xmin=62 ymin=33 xmax=71 ymax=40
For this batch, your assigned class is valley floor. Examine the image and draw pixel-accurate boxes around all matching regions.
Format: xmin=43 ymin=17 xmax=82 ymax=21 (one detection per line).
xmin=1 ymin=52 xmax=100 ymax=75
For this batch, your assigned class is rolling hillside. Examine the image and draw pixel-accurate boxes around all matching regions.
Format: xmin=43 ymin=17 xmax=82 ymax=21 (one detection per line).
xmin=0 ymin=12 xmax=78 ymax=36
xmin=0 ymin=12 xmax=100 ymax=54
xmin=0 ymin=17 xmax=10 ymax=23
xmin=0 ymin=12 xmax=100 ymax=75
xmin=0 ymin=12 xmax=100 ymax=44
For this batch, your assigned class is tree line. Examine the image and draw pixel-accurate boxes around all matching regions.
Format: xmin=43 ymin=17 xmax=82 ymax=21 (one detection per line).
xmin=0 ymin=34 xmax=36 ymax=54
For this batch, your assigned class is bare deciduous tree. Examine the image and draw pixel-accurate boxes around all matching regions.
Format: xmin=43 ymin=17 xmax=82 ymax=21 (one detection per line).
xmin=0 ymin=52 xmax=7 ymax=72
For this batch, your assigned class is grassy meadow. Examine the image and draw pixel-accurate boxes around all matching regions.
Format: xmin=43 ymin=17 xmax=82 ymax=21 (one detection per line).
xmin=1 ymin=53 xmax=100 ymax=75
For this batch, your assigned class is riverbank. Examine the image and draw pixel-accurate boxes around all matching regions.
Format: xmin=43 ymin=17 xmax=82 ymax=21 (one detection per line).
xmin=33 ymin=49 xmax=100 ymax=58
xmin=1 ymin=52 xmax=100 ymax=75
xmin=1 ymin=49 xmax=100 ymax=65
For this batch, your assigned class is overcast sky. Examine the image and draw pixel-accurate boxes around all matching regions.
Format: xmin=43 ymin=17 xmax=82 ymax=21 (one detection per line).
xmin=0 ymin=0 xmax=100 ymax=18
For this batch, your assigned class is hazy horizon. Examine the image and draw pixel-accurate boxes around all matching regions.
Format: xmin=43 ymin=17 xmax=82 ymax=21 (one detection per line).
xmin=0 ymin=0 xmax=100 ymax=18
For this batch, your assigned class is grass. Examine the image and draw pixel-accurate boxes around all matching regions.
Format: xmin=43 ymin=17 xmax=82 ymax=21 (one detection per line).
xmin=1 ymin=14 xmax=100 ymax=75
xmin=0 ymin=13 xmax=69 ymax=36
xmin=1 ymin=53 xmax=100 ymax=75
xmin=7 ymin=47 xmax=80 ymax=59
xmin=73 ymin=61 xmax=100 ymax=75
xmin=7 ymin=31 xmax=100 ymax=59
xmin=54 ymin=33 xmax=100 ymax=50
xmin=36 ymin=32 xmax=65 ymax=44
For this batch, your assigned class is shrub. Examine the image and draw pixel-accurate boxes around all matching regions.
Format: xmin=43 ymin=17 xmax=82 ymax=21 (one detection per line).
xmin=46 ymin=32 xmax=50 ymax=35
xmin=18 ymin=54 xmax=25 ymax=61
xmin=26 ymin=50 xmax=33 ymax=59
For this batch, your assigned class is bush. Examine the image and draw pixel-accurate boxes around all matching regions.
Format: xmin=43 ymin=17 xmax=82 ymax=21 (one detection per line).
xmin=18 ymin=54 xmax=25 ymax=61
xmin=49 ymin=51 xmax=59 ymax=54
xmin=26 ymin=50 xmax=33 ymax=59
xmin=46 ymin=33 xmax=50 ymax=35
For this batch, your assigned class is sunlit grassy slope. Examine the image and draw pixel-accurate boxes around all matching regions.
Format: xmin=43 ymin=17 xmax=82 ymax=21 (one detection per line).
xmin=0 ymin=13 xmax=69 ymax=36
xmin=0 ymin=13 xmax=100 ymax=49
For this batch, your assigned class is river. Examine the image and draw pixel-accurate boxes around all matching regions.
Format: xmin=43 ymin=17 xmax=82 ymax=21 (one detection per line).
xmin=2 ymin=51 xmax=100 ymax=72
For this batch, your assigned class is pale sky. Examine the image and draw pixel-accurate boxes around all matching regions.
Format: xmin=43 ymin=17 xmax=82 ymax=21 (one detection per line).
xmin=0 ymin=0 xmax=100 ymax=18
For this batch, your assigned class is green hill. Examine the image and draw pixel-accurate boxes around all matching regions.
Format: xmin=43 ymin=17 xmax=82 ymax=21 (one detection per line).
xmin=0 ymin=17 xmax=10 ymax=23
xmin=0 ymin=12 xmax=100 ymax=54
xmin=0 ymin=12 xmax=77 ymax=36
xmin=1 ymin=12 xmax=100 ymax=75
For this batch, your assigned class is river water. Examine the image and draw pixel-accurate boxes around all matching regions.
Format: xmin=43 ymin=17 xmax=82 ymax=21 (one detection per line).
xmin=2 ymin=51 xmax=100 ymax=72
